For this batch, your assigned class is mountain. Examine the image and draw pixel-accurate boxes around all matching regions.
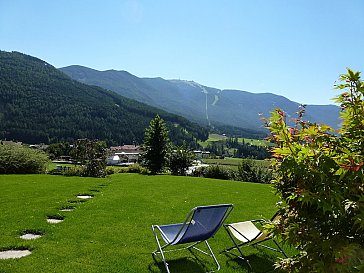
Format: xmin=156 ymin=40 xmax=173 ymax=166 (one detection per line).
xmin=0 ymin=51 xmax=208 ymax=145
xmin=60 ymin=65 xmax=341 ymax=132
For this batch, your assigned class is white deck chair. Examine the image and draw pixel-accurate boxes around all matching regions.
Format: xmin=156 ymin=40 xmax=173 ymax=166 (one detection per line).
xmin=222 ymin=212 xmax=287 ymax=268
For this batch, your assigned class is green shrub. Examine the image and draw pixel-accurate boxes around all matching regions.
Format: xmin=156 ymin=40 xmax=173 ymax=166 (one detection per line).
xmin=63 ymin=166 xmax=83 ymax=176
xmin=265 ymin=69 xmax=364 ymax=272
xmin=235 ymin=158 xmax=272 ymax=183
xmin=202 ymin=165 xmax=232 ymax=180
xmin=126 ymin=164 xmax=142 ymax=173
xmin=71 ymin=139 xmax=107 ymax=178
xmin=105 ymin=167 xmax=115 ymax=175
xmin=0 ymin=144 xmax=49 ymax=174
xmin=117 ymin=167 xmax=129 ymax=173
xmin=191 ymin=160 xmax=271 ymax=183
xmin=168 ymin=146 xmax=195 ymax=176
xmin=110 ymin=164 xmax=148 ymax=174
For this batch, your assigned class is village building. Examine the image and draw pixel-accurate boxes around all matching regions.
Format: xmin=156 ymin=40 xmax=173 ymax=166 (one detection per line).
xmin=193 ymin=150 xmax=211 ymax=159
xmin=107 ymin=145 xmax=142 ymax=165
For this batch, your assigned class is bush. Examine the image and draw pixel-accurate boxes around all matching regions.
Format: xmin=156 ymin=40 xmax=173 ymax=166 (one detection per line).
xmin=235 ymin=159 xmax=272 ymax=183
xmin=126 ymin=164 xmax=143 ymax=173
xmin=265 ymin=69 xmax=364 ymax=272
xmin=168 ymin=146 xmax=195 ymax=176
xmin=63 ymin=166 xmax=83 ymax=177
xmin=202 ymin=165 xmax=232 ymax=180
xmin=71 ymin=139 xmax=107 ymax=178
xmin=0 ymin=144 xmax=49 ymax=174
xmin=105 ymin=167 xmax=115 ymax=175
xmin=111 ymin=164 xmax=149 ymax=175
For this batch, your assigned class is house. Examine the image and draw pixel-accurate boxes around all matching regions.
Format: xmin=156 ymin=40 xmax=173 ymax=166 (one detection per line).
xmin=193 ymin=150 xmax=211 ymax=159
xmin=107 ymin=145 xmax=142 ymax=165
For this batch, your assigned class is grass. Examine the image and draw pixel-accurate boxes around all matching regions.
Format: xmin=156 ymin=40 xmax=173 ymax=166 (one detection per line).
xmin=0 ymin=174 xmax=290 ymax=273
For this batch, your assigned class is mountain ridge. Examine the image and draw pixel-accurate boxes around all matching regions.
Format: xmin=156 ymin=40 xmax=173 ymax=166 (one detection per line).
xmin=60 ymin=65 xmax=341 ymax=131
xmin=0 ymin=51 xmax=208 ymax=145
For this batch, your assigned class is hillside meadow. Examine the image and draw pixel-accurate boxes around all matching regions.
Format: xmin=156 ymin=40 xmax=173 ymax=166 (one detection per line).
xmin=0 ymin=173 xmax=289 ymax=273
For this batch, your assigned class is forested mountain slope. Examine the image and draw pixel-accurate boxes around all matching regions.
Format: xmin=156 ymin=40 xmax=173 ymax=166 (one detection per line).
xmin=0 ymin=51 xmax=208 ymax=145
xmin=61 ymin=65 xmax=341 ymax=131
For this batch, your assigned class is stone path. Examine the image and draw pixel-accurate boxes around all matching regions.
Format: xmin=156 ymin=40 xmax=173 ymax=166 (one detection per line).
xmin=0 ymin=250 xmax=32 ymax=259
xmin=20 ymin=233 xmax=42 ymax=240
xmin=47 ymin=218 xmax=64 ymax=224
xmin=1 ymin=183 xmax=108 ymax=260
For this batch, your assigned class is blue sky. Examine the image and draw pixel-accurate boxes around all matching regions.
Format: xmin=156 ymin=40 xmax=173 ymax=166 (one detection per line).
xmin=1 ymin=0 xmax=363 ymax=105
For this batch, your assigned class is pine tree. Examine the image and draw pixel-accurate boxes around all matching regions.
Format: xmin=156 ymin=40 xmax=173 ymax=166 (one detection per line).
xmin=143 ymin=115 xmax=170 ymax=174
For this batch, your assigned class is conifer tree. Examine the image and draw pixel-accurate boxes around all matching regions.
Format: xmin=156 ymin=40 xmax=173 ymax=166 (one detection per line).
xmin=143 ymin=115 xmax=170 ymax=174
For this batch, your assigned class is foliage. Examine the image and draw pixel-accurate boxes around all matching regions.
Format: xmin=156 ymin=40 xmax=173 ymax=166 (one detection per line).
xmin=199 ymin=165 xmax=233 ymax=180
xmin=142 ymin=115 xmax=170 ymax=174
xmin=168 ymin=145 xmax=195 ymax=176
xmin=204 ymin=136 xmax=270 ymax=159
xmin=193 ymin=159 xmax=272 ymax=183
xmin=0 ymin=144 xmax=49 ymax=174
xmin=124 ymin=164 xmax=148 ymax=174
xmin=71 ymin=139 xmax=107 ymax=178
xmin=264 ymin=69 xmax=364 ymax=272
xmin=0 ymin=51 xmax=208 ymax=146
xmin=63 ymin=166 xmax=83 ymax=177
xmin=106 ymin=164 xmax=148 ymax=175
xmin=46 ymin=142 xmax=72 ymax=160
xmin=234 ymin=158 xmax=272 ymax=184
xmin=211 ymin=125 xmax=267 ymax=139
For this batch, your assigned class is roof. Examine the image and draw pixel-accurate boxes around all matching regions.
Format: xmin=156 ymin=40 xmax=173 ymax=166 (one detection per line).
xmin=110 ymin=145 xmax=141 ymax=151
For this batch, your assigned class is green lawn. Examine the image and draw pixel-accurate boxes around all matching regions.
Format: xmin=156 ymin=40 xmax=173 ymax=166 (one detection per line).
xmin=0 ymin=174 xmax=289 ymax=273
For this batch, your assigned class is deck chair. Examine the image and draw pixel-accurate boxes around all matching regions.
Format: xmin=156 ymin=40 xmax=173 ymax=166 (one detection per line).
xmin=152 ymin=204 xmax=233 ymax=273
xmin=222 ymin=212 xmax=287 ymax=267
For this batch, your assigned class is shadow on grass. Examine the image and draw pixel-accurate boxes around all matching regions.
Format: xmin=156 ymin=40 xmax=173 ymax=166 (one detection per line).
xmin=223 ymin=252 xmax=281 ymax=273
xmin=149 ymin=256 xmax=207 ymax=273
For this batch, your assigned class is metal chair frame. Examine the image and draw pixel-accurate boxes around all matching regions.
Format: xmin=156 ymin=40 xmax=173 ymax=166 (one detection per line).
xmin=152 ymin=204 xmax=233 ymax=273
xmin=222 ymin=213 xmax=287 ymax=269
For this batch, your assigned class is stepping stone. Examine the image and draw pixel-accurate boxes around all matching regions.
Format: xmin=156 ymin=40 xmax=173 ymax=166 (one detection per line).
xmin=77 ymin=195 xmax=93 ymax=199
xmin=20 ymin=233 xmax=42 ymax=240
xmin=0 ymin=250 xmax=31 ymax=259
xmin=60 ymin=208 xmax=74 ymax=212
xmin=47 ymin=217 xmax=64 ymax=224
xmin=60 ymin=206 xmax=75 ymax=212
xmin=68 ymin=200 xmax=86 ymax=204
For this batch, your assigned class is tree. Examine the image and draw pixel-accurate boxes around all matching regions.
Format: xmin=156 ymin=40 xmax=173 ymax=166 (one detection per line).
xmin=143 ymin=115 xmax=170 ymax=174
xmin=71 ymin=139 xmax=107 ymax=177
xmin=0 ymin=143 xmax=49 ymax=174
xmin=46 ymin=141 xmax=72 ymax=160
xmin=264 ymin=69 xmax=364 ymax=272
xmin=168 ymin=145 xmax=195 ymax=176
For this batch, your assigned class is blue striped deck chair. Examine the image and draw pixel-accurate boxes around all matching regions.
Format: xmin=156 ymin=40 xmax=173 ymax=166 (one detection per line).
xmin=152 ymin=204 xmax=233 ymax=273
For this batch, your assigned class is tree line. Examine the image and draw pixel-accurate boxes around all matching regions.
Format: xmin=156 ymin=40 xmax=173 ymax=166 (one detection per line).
xmin=0 ymin=51 xmax=208 ymax=146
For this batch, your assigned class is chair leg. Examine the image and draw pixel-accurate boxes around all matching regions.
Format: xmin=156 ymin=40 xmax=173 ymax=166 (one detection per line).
xmin=152 ymin=227 xmax=224 ymax=273
xmin=272 ymin=239 xmax=288 ymax=258
xmin=188 ymin=240 xmax=221 ymax=272
xmin=222 ymin=226 xmax=252 ymax=270
xmin=205 ymin=240 xmax=221 ymax=272
xmin=152 ymin=225 xmax=171 ymax=273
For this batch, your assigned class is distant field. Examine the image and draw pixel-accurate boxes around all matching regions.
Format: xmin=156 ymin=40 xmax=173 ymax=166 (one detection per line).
xmin=199 ymin=134 xmax=273 ymax=148
xmin=203 ymin=158 xmax=271 ymax=170
xmin=237 ymin=137 xmax=274 ymax=147
xmin=207 ymin=133 xmax=228 ymax=141
xmin=0 ymin=173 xmax=290 ymax=273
